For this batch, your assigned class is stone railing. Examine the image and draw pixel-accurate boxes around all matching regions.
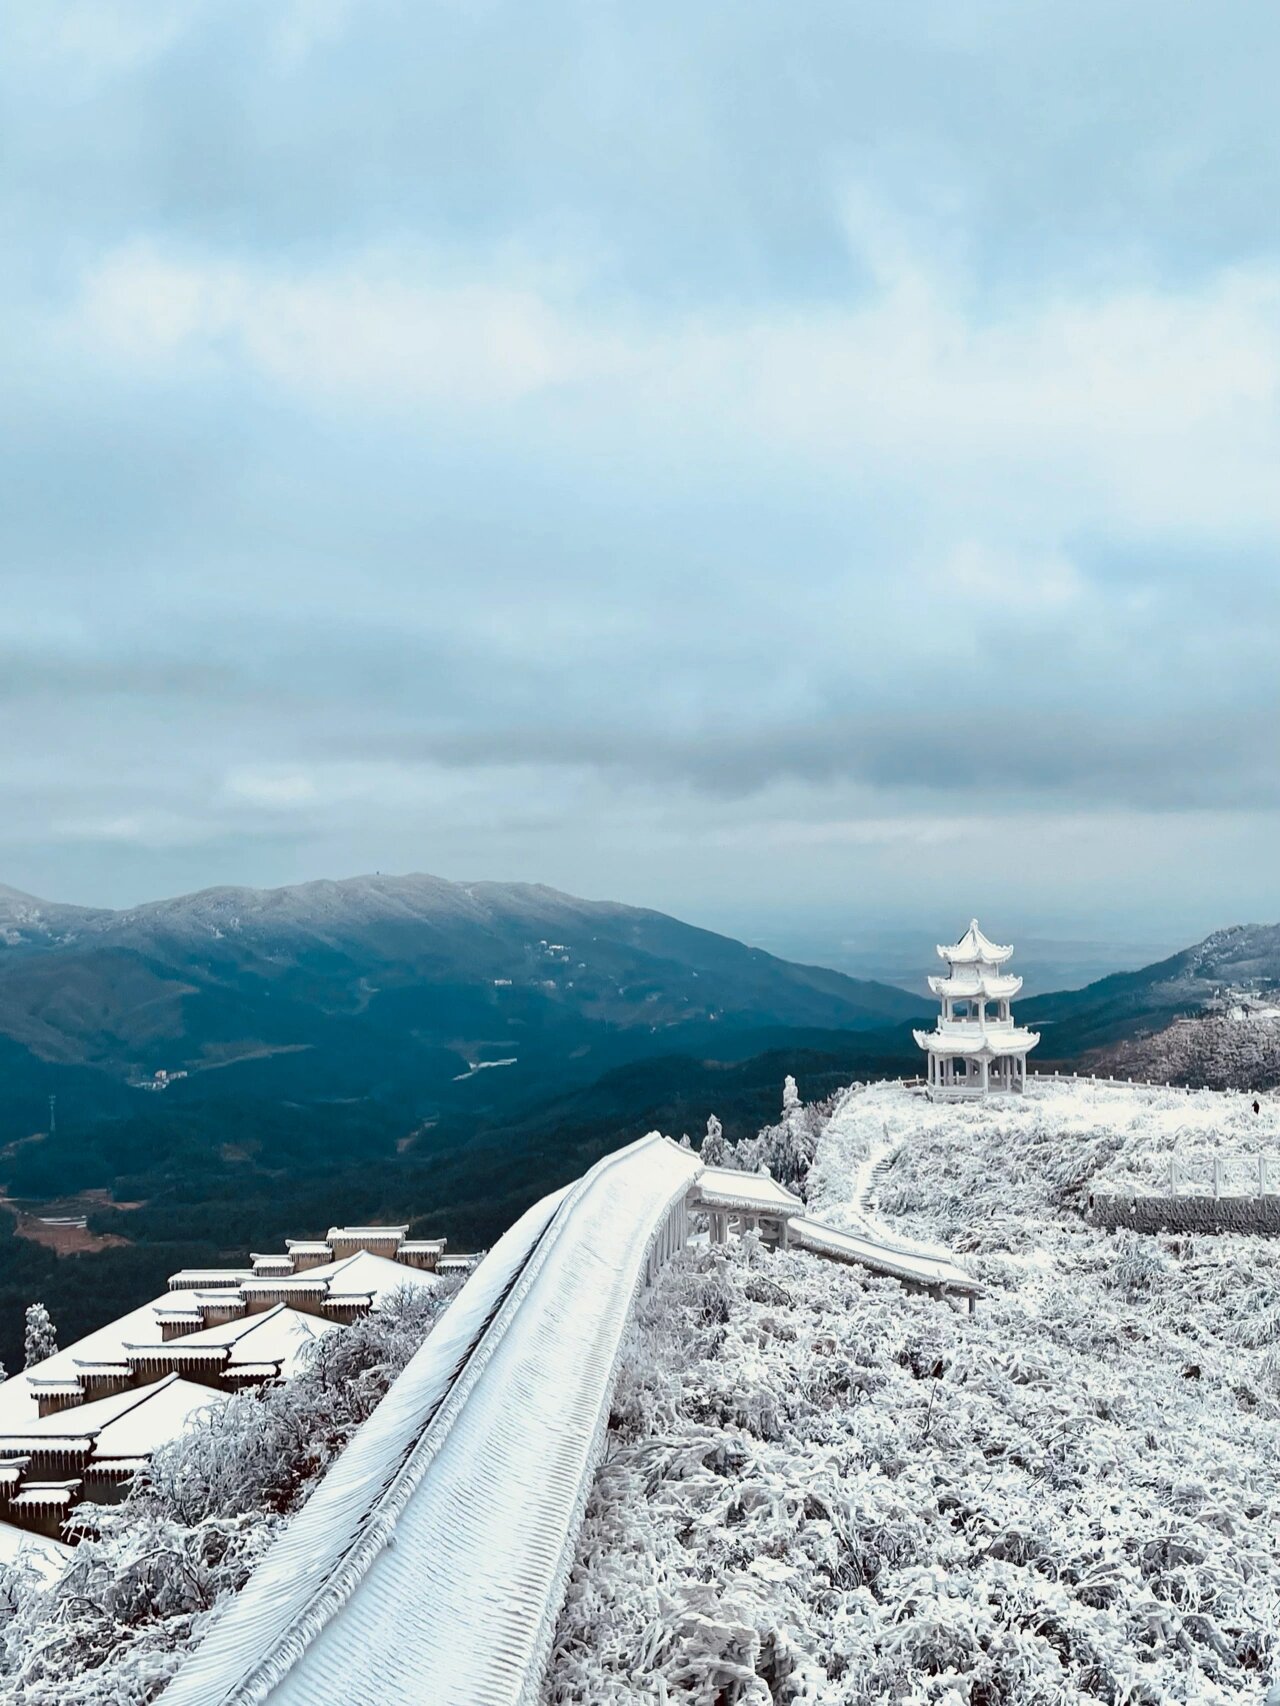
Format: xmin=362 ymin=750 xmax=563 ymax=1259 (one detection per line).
xmin=1087 ymin=1190 xmax=1280 ymax=1235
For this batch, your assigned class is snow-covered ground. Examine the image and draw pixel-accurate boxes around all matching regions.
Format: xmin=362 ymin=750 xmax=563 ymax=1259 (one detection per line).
xmin=543 ymin=1080 xmax=1280 ymax=1704
xmin=815 ymin=1078 xmax=1280 ymax=1212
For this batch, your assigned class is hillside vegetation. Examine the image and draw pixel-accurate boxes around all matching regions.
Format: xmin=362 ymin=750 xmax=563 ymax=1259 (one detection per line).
xmin=544 ymin=1081 xmax=1280 ymax=1704
xmin=1086 ymin=1015 xmax=1280 ymax=1093
xmin=0 ymin=875 xmax=924 ymax=1372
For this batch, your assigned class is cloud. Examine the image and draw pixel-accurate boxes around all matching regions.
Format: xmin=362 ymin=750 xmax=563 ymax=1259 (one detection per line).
xmin=58 ymin=233 xmax=1280 ymax=556
xmin=3 ymin=1 xmax=1280 ymax=930
xmin=222 ymin=770 xmax=318 ymax=809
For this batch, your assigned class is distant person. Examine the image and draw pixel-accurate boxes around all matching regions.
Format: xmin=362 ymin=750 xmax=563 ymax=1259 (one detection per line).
xmin=1253 ymin=1099 xmax=1261 ymax=1115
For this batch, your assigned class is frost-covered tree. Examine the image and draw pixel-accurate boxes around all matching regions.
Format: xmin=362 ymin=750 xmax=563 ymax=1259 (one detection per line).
xmin=1090 ymin=1014 xmax=1280 ymax=1093
xmin=781 ymin=1074 xmax=802 ymax=1122
xmin=725 ymin=1081 xmax=837 ymax=1198
xmin=23 ymin=1302 xmax=57 ymax=1368
xmin=543 ymin=1080 xmax=1280 ymax=1706
xmin=700 ymin=1114 xmax=727 ymax=1166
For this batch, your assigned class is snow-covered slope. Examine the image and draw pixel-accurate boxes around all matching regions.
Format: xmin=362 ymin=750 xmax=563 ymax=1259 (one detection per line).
xmin=543 ymin=1080 xmax=1280 ymax=1703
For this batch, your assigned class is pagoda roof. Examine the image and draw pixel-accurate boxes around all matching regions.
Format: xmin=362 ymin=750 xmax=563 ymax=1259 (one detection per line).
xmin=937 ymin=919 xmax=1014 ymax=966
xmin=913 ymin=1025 xmax=1040 ymax=1058
xmin=928 ymin=968 xmax=1022 ymax=1000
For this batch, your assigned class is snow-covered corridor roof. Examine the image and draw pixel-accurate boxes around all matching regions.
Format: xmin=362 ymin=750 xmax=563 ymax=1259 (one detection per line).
xmin=159 ymin=1119 xmax=979 ymax=1706
xmin=162 ymin=1134 xmax=701 ymax=1706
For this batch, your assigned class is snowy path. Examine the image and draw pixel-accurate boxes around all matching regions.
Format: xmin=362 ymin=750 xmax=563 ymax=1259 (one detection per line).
xmin=815 ymin=1084 xmax=962 ymax=1266
xmin=164 ymin=1134 xmax=699 ymax=1706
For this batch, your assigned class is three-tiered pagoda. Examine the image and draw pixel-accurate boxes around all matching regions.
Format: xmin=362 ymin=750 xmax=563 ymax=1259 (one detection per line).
xmin=914 ymin=919 xmax=1039 ymax=1100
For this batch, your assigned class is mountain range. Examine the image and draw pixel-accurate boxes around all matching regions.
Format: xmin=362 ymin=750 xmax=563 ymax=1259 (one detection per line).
xmin=1022 ymin=922 xmax=1280 ymax=1054
xmin=0 ymin=873 xmax=1273 ymax=1371
xmin=0 ymin=871 xmax=923 ymax=1101
xmin=0 ymin=873 xmax=929 ymax=1368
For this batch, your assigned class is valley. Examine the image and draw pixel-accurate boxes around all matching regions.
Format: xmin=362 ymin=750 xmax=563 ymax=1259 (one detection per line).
xmin=1 ymin=874 xmax=1276 ymax=1377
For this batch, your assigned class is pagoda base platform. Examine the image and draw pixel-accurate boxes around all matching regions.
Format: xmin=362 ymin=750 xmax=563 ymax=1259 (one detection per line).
xmin=925 ymin=1081 xmax=1028 ymax=1103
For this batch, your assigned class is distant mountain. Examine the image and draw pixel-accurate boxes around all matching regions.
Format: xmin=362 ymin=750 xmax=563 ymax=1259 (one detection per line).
xmin=0 ymin=873 xmax=929 ymax=1370
xmin=1022 ymin=923 xmax=1280 ymax=1055
xmin=0 ymin=873 xmax=925 ymax=1085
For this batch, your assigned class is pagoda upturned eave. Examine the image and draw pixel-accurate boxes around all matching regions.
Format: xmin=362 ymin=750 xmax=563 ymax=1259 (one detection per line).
xmin=927 ymin=969 xmax=1022 ymax=1001
xmin=914 ymin=1025 xmax=1040 ymax=1059
xmin=936 ymin=919 xmax=1013 ymax=965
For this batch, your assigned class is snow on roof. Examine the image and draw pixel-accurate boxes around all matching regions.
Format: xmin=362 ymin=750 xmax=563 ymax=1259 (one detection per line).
xmin=9 ymin=1481 xmax=80 ymax=1509
xmin=128 ymin=1304 xmax=338 ymax=1376
xmin=791 ymin=1217 xmax=980 ymax=1295
xmin=927 ymin=968 xmax=1022 ymax=1001
xmin=0 ymin=1294 xmax=177 ymax=1430
xmin=167 ymin=1135 xmax=704 ymax=1706
xmin=913 ymin=1025 xmax=1040 ymax=1058
xmin=298 ymin=1248 xmax=441 ymax=1304
xmin=96 ymin=1378 xmax=224 ymax=1457
xmin=168 ymin=1270 xmax=253 ymax=1289
xmin=0 ymin=1435 xmax=91 ymax=1459
xmin=0 ymin=1375 xmax=223 ymax=1457
xmin=326 ymin=1226 xmax=408 ymax=1241
xmin=936 ymin=918 xmax=1014 ymax=966
xmin=284 ymin=1241 xmax=332 ymax=1253
xmin=0 ymin=1517 xmax=72 ymax=1585
xmin=693 ymin=1167 xmax=804 ymax=1215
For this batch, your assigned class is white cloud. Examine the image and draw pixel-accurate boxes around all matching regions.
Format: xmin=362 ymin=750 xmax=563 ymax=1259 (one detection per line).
xmin=15 ymin=1 xmax=198 ymax=74
xmin=71 ymin=245 xmax=633 ymax=407
xmin=62 ymin=233 xmax=1280 ymax=549
xmin=222 ymin=770 xmax=318 ymax=809
xmin=928 ymin=542 xmax=1087 ymax=615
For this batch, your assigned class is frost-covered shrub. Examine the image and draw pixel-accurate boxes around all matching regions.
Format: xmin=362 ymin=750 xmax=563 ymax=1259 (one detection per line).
xmin=544 ymin=1082 xmax=1280 ymax=1705
xmin=0 ymin=1281 xmax=458 ymax=1704
xmin=1089 ymin=1015 xmax=1280 ymax=1093
xmin=720 ymin=1085 xmax=842 ymax=1198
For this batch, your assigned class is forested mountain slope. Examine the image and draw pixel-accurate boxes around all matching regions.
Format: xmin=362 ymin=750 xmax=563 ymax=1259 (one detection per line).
xmin=0 ymin=875 xmax=925 ymax=1371
xmin=1022 ymin=922 xmax=1280 ymax=1054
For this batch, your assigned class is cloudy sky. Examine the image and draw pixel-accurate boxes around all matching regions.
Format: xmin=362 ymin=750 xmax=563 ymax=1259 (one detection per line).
xmin=2 ymin=1 xmax=1278 ymax=952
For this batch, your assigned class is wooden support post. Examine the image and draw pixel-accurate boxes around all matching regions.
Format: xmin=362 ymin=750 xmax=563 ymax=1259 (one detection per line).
xmin=1213 ymin=1157 xmax=1224 ymax=1199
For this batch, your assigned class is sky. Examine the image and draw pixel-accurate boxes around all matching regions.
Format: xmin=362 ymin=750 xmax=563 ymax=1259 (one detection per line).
xmin=2 ymin=1 xmax=1279 ymax=955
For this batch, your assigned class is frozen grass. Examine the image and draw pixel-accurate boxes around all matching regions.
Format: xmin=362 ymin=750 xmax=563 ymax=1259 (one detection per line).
xmin=543 ymin=1082 xmax=1280 ymax=1704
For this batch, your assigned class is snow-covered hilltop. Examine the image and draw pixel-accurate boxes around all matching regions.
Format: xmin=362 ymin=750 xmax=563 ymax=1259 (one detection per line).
xmin=3 ymin=1072 xmax=1279 ymax=1704
xmin=543 ymin=1079 xmax=1280 ymax=1704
